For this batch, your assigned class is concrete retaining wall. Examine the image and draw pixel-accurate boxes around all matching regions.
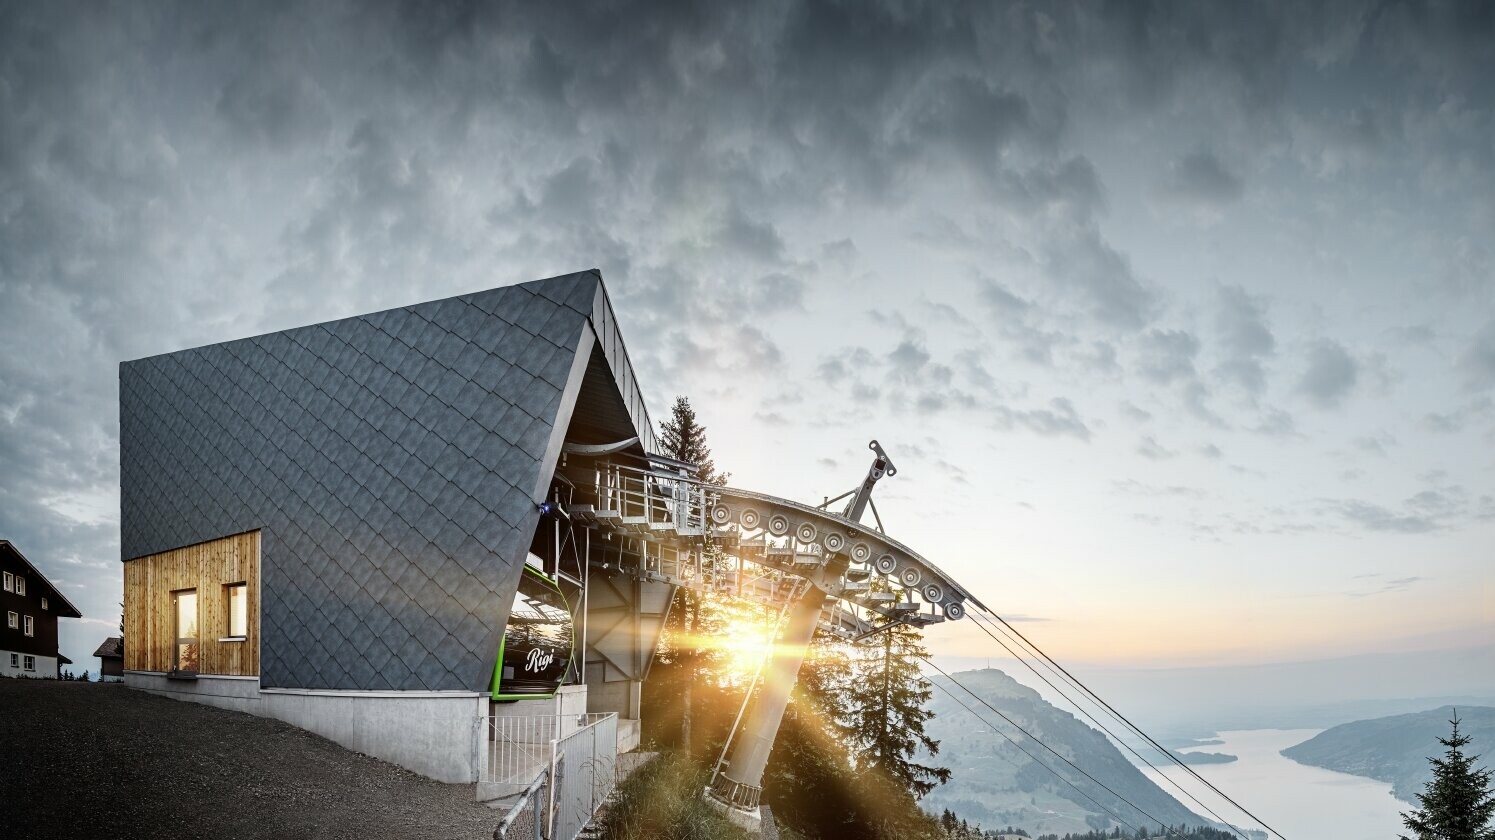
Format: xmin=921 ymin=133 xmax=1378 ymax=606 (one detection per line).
xmin=125 ymin=672 xmax=487 ymax=783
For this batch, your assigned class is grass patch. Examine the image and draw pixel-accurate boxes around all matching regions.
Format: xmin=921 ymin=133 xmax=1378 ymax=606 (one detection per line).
xmin=597 ymin=752 xmax=755 ymax=840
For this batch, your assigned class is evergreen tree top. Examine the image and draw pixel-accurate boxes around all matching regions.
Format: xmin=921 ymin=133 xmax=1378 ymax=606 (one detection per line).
xmin=659 ymin=395 xmax=728 ymax=485
xmin=1401 ymin=710 xmax=1495 ymax=840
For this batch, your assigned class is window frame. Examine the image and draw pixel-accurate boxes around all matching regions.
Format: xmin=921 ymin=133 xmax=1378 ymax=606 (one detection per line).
xmin=2 ymin=571 xmax=10 ymax=591
xmin=172 ymin=588 xmax=200 ymax=673
xmin=13 ymin=576 xmax=22 ymax=596
xmin=8 ymin=653 xmax=16 ymax=668
xmin=40 ymin=597 xmax=47 ymax=611
xmin=22 ymin=655 xmax=35 ymax=672
xmin=5 ymin=611 xmax=15 ymax=629
xmin=23 ymin=615 xmax=34 ymax=637
xmin=221 ymin=582 xmax=249 ymax=641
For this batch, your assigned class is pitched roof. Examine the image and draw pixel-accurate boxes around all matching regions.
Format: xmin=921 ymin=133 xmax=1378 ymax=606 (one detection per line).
xmin=0 ymin=540 xmax=84 ymax=618
xmin=118 ymin=270 xmax=657 ymax=692
xmin=94 ymin=637 xmax=123 ymax=659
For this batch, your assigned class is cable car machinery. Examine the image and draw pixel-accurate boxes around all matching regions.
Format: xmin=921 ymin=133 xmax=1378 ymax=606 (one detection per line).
xmin=554 ymin=438 xmax=984 ymax=830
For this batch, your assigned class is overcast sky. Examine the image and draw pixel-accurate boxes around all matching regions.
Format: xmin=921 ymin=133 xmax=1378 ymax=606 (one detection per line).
xmin=2 ymin=1 xmax=1492 ymax=679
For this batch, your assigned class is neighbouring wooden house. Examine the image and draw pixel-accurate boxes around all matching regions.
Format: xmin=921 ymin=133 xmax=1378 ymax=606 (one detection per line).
xmin=94 ymin=636 xmax=124 ymax=682
xmin=0 ymin=540 xmax=83 ymax=678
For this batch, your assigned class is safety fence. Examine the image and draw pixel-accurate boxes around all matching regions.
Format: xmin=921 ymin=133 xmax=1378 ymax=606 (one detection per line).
xmin=487 ymin=713 xmax=618 ymax=840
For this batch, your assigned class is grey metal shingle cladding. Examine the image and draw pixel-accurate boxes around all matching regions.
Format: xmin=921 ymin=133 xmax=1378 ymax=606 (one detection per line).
xmin=119 ymin=269 xmax=641 ymax=692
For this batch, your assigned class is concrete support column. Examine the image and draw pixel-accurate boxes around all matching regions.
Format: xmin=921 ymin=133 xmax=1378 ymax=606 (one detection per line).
xmin=705 ymin=584 xmax=828 ymax=829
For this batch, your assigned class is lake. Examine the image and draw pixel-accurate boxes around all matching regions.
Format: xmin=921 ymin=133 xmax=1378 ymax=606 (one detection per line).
xmin=1139 ymin=728 xmax=1407 ymax=840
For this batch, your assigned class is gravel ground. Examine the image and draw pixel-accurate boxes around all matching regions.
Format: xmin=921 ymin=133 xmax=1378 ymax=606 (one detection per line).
xmin=0 ymin=679 xmax=501 ymax=840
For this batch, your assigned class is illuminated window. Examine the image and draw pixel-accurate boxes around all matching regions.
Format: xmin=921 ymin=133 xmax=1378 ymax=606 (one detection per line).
xmin=23 ymin=615 xmax=33 ymax=637
xmin=225 ymin=583 xmax=248 ymax=639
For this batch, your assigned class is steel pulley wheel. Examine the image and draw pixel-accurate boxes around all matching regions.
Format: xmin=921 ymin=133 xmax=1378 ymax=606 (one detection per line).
xmin=768 ymin=514 xmax=791 ymax=537
xmin=942 ymin=602 xmax=965 ymax=620
xmin=739 ymin=508 xmax=760 ymax=530
xmin=849 ymin=542 xmax=872 ymax=563
xmin=710 ymin=505 xmax=731 ymax=526
xmin=822 ymin=531 xmax=846 ymax=553
xmin=874 ymin=554 xmax=898 ymax=574
xmin=922 ymin=583 xmax=944 ymax=603
xmin=796 ymin=521 xmax=818 ymax=544
xmin=900 ymin=567 xmax=922 ymax=587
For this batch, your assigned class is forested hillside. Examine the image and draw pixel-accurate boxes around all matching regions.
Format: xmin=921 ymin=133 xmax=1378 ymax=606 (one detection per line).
xmin=922 ymin=668 xmax=1209 ymax=836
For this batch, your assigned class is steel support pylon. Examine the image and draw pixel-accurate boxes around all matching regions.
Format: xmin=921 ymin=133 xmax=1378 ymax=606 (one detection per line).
xmin=703 ymin=583 xmax=830 ymax=830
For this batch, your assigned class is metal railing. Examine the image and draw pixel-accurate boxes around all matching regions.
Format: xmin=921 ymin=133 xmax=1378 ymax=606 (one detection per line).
xmin=550 ymin=713 xmax=617 ymax=840
xmin=484 ymin=713 xmax=618 ymax=840
xmin=495 ymin=767 xmax=548 ymax=840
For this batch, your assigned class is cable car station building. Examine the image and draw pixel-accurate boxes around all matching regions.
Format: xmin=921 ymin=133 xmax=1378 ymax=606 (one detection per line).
xmin=120 ymin=270 xmax=978 ymax=827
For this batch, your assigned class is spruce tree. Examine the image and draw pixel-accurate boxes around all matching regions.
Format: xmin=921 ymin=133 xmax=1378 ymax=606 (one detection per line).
xmin=658 ymin=396 xmax=727 ymax=486
xmin=846 ymin=602 xmax=951 ymax=799
xmin=656 ymin=396 xmax=727 ymax=754
xmin=1401 ymin=711 xmax=1495 ymax=840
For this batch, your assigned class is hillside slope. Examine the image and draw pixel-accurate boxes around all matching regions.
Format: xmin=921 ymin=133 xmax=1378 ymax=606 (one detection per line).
xmin=1281 ymin=705 xmax=1495 ymax=802
xmin=922 ymin=668 xmax=1207 ymax=836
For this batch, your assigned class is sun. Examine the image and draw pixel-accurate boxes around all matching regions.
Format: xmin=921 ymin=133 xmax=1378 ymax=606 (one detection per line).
xmin=716 ymin=612 xmax=781 ymax=683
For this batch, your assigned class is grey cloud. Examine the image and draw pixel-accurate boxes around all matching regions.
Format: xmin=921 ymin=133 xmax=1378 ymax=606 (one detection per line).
xmin=216 ymin=68 xmax=333 ymax=148
xmin=977 ymin=277 xmax=1065 ymax=365
xmin=1421 ymin=398 xmax=1493 ymax=433
xmin=1112 ymin=480 xmax=1208 ymax=500
xmin=1136 ymin=435 xmax=1177 ymax=460
xmin=994 ymin=397 xmax=1091 ymax=441
xmin=1352 ymin=433 xmax=1395 ymax=455
xmin=1459 ymin=321 xmax=1495 ymax=390
xmin=1214 ymin=285 xmax=1275 ymax=395
xmin=1298 ymin=339 xmax=1359 ymax=408
xmin=1160 ymin=149 xmax=1245 ymax=205
xmin=1331 ymin=500 xmax=1437 ymax=533
xmin=1347 ymin=575 xmax=1427 ymax=597
xmin=888 ymin=338 xmax=934 ymax=382
xmin=1319 ymin=483 xmax=1494 ymax=535
xmin=1252 ymin=407 xmax=1298 ymax=437
xmin=1138 ymin=328 xmax=1201 ymax=384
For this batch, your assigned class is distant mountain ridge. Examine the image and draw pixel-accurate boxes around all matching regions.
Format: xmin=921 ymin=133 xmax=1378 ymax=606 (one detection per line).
xmin=1281 ymin=705 xmax=1495 ymax=802
xmin=922 ymin=668 xmax=1212 ymax=836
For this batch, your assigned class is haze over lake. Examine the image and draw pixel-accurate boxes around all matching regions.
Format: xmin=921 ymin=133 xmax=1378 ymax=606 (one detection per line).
xmin=1140 ymin=729 xmax=1405 ymax=840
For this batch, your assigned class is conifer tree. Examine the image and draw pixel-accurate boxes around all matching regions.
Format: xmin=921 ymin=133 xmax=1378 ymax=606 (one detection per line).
xmin=1401 ymin=711 xmax=1495 ymax=840
xmin=845 ymin=602 xmax=951 ymax=799
xmin=658 ymin=396 xmax=727 ymax=486
xmin=656 ymin=396 xmax=727 ymax=754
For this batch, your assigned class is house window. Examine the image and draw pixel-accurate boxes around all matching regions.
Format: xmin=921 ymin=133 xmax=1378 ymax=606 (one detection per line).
xmin=172 ymin=589 xmax=199 ymax=672
xmin=7 ymin=653 xmax=15 ymax=668
xmin=13 ymin=576 xmax=22 ymax=596
xmin=5 ymin=611 xmax=14 ymax=629
xmin=40 ymin=597 xmax=47 ymax=611
xmin=24 ymin=615 xmax=34 ymax=637
xmin=2 ymin=571 xmax=10 ymax=591
xmin=224 ymin=582 xmax=248 ymax=639
xmin=23 ymin=655 xmax=35 ymax=672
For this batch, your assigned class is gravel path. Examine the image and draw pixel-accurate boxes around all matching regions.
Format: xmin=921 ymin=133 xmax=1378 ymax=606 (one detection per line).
xmin=0 ymin=679 xmax=500 ymax=840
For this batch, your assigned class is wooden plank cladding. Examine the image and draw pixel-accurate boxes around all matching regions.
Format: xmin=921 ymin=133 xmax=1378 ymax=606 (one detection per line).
xmin=123 ymin=531 xmax=260 ymax=676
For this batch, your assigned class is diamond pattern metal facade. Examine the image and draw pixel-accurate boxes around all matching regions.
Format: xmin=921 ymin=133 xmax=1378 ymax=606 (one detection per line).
xmin=120 ymin=270 xmax=621 ymax=691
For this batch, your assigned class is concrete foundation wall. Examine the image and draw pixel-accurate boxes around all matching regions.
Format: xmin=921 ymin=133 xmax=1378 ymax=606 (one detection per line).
xmin=1 ymin=651 xmax=57 ymax=679
xmin=126 ymin=672 xmax=487 ymax=783
xmin=586 ymin=678 xmax=640 ymax=719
